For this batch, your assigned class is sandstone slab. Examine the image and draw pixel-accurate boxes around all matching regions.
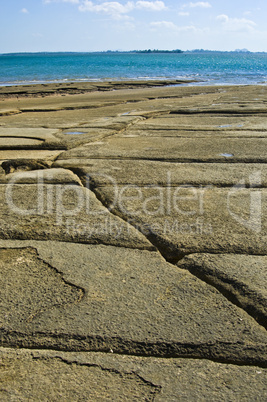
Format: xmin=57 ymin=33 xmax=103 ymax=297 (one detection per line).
xmin=0 ymin=150 xmax=62 ymax=163
xmin=79 ymin=115 xmax=144 ymax=130
xmin=1 ymin=83 xmax=267 ymax=399
xmin=2 ymin=168 xmax=82 ymax=185
xmin=94 ymin=186 xmax=267 ymax=259
xmin=136 ymin=114 xmax=267 ymax=131
xmin=178 ymin=253 xmax=267 ymax=328
xmin=0 ymin=184 xmax=151 ymax=250
xmin=0 ymin=127 xmax=62 ymax=149
xmin=123 ymin=128 xmax=266 ymax=138
xmin=0 ymin=241 xmax=266 ymax=365
xmin=1 ymin=348 xmax=266 ymax=401
xmin=0 ymin=127 xmax=59 ymax=141
xmin=0 ymin=109 xmax=101 ymax=129
xmin=0 ymin=348 xmax=160 ymax=401
xmin=58 ymin=127 xmax=115 ymax=149
xmin=0 ymin=107 xmax=144 ymax=129
xmin=0 ymin=108 xmax=20 ymax=116
xmin=53 ymin=159 xmax=267 ymax=187
xmin=58 ymin=136 xmax=267 ymax=162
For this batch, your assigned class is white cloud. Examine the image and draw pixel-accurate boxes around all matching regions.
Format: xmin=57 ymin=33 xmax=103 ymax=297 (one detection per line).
xmin=21 ymin=8 xmax=29 ymax=13
xmin=45 ymin=0 xmax=167 ymax=19
xmin=178 ymin=12 xmax=189 ymax=16
xmin=216 ymin=14 xmax=256 ymax=32
xmin=78 ymin=1 xmax=166 ymax=19
xmin=136 ymin=1 xmax=166 ymax=11
xmin=78 ymin=1 xmax=134 ymax=19
xmin=189 ymin=2 xmax=211 ymax=7
xmin=150 ymin=21 xmax=199 ymax=33
xmin=182 ymin=2 xmax=211 ymax=9
xmin=44 ymin=0 xmax=80 ymax=4
xmin=150 ymin=21 xmax=177 ymax=29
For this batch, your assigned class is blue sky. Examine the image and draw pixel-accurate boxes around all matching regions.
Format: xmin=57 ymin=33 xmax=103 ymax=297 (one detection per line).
xmin=1 ymin=1 xmax=267 ymax=52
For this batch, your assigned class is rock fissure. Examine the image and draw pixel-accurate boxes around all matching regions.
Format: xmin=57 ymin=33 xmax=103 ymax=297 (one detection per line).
xmin=1 ymin=331 xmax=267 ymax=368
xmin=77 ymin=176 xmax=267 ymax=331
xmin=34 ymin=354 xmax=163 ymax=392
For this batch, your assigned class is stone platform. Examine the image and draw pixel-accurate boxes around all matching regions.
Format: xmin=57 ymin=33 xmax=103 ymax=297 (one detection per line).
xmin=0 ymin=82 xmax=266 ymax=400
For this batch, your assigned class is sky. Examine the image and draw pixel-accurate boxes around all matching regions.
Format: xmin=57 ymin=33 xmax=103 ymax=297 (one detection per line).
xmin=1 ymin=0 xmax=267 ymax=53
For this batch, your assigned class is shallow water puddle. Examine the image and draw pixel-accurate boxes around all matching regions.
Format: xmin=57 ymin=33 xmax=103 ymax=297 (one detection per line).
xmin=220 ymin=153 xmax=234 ymax=157
xmin=64 ymin=131 xmax=86 ymax=135
xmin=217 ymin=124 xmax=244 ymax=128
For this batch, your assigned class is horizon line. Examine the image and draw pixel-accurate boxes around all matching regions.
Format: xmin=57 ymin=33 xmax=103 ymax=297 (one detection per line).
xmin=1 ymin=49 xmax=267 ymax=55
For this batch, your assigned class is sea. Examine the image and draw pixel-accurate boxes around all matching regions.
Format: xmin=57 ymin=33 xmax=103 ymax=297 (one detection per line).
xmin=0 ymin=52 xmax=267 ymax=87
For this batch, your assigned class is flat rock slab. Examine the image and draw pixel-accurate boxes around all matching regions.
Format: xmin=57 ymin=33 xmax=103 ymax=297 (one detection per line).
xmin=136 ymin=114 xmax=267 ymax=130
xmin=53 ymin=159 xmax=267 ymax=187
xmin=178 ymin=254 xmax=267 ymax=328
xmin=95 ymin=186 xmax=267 ymax=259
xmin=0 ymin=137 xmax=44 ymax=148
xmin=0 ymin=108 xmax=144 ymax=129
xmin=0 ymin=127 xmax=59 ymax=139
xmin=168 ymin=105 xmax=267 ymax=114
xmin=58 ymin=127 xmax=115 ymax=149
xmin=0 ymin=241 xmax=267 ymax=366
xmin=79 ymin=115 xmax=144 ymax=129
xmin=58 ymin=136 xmax=267 ymax=163
xmin=0 ymin=127 xmax=62 ymax=149
xmin=2 ymin=168 xmax=82 ymax=185
xmin=0 ymin=247 xmax=83 ymax=325
xmin=123 ymin=128 xmax=266 ymax=138
xmin=0 ymin=108 xmax=20 ymax=116
xmin=0 ymin=184 xmax=151 ymax=250
xmin=0 ymin=109 xmax=104 ymax=129
xmin=1 ymin=348 xmax=267 ymax=401
xmin=19 ymin=100 xmax=123 ymax=112
xmin=0 ymin=150 xmax=63 ymax=163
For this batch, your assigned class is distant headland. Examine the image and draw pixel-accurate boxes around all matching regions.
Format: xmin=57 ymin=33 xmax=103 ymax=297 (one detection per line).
xmin=1 ymin=49 xmax=267 ymax=56
xmin=132 ymin=49 xmax=183 ymax=54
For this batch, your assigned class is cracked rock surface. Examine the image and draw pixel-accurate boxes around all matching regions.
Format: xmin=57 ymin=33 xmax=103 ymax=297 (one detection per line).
xmin=1 ymin=348 xmax=267 ymax=401
xmin=0 ymin=82 xmax=266 ymax=399
xmin=0 ymin=240 xmax=266 ymax=366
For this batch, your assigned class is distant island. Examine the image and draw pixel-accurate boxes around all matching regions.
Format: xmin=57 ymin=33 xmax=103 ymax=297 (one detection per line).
xmin=185 ymin=48 xmax=255 ymax=54
xmin=1 ymin=49 xmax=267 ymax=56
xmin=104 ymin=49 xmax=183 ymax=54
xmin=134 ymin=49 xmax=183 ymax=54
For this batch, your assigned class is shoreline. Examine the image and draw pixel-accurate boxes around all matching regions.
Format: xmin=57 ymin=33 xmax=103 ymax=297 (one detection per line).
xmin=0 ymin=79 xmax=266 ymax=99
xmin=0 ymin=79 xmax=200 ymax=98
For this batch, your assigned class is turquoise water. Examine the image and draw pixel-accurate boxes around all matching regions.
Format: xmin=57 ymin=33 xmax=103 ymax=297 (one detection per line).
xmin=0 ymin=52 xmax=267 ymax=86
